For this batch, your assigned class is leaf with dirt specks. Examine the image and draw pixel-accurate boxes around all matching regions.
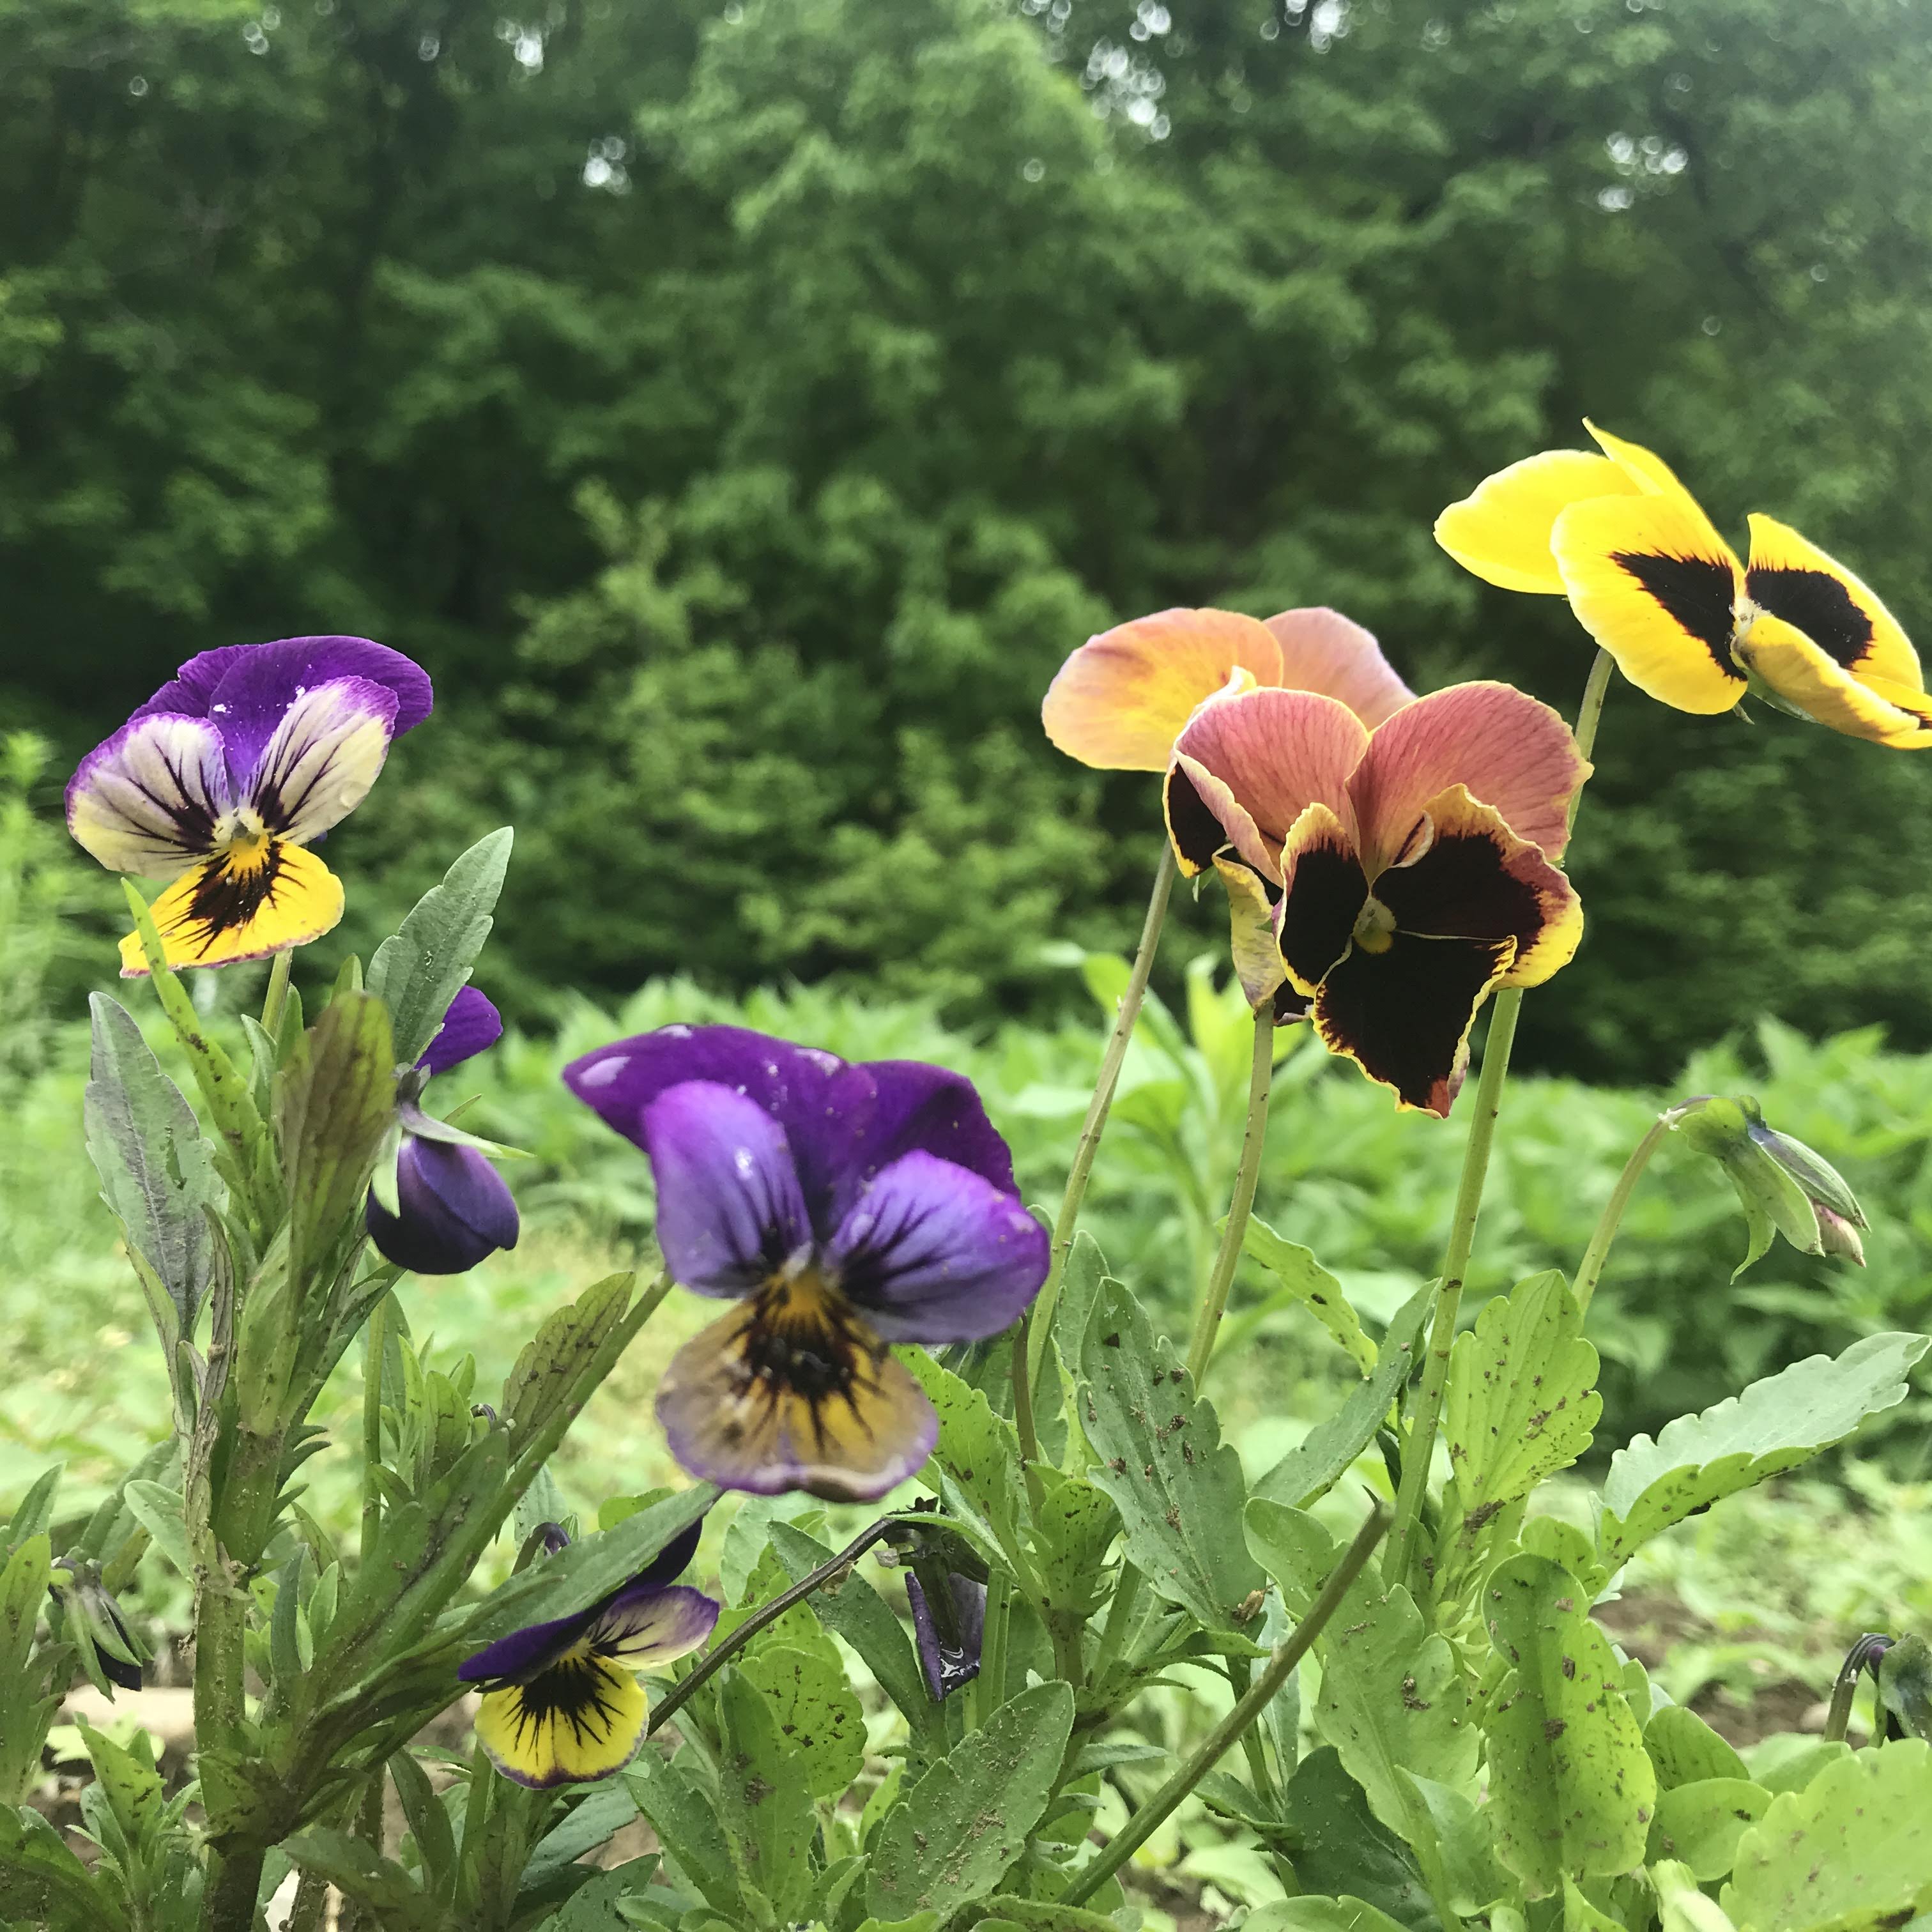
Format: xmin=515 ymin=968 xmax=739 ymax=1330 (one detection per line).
xmin=866 ymin=1682 xmax=1073 ymax=1922
xmin=1644 ymin=1777 xmax=1769 ymax=1882
xmin=1482 ymin=1553 xmax=1655 ymax=1897
xmin=1721 ymin=1739 xmax=1932 ymax=1932
xmin=738 ymin=1641 xmax=866 ymax=1802
xmin=1244 ymin=1218 xmax=1376 ymax=1372
xmin=1080 ymin=1279 xmax=1264 ymax=1630
xmin=716 ymin=1670 xmax=814 ymax=1922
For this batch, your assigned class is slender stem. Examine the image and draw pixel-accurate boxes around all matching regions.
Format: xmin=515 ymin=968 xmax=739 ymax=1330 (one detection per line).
xmin=1385 ymin=988 xmax=1522 ymax=1589
xmin=1092 ymin=1564 xmax=1145 ymax=1683
xmin=648 ymin=1519 xmax=900 ymax=1736
xmin=1574 ymin=1112 xmax=1676 ymax=1313
xmin=261 ymin=948 xmax=293 ymax=1041
xmin=978 ymin=1568 xmax=1013 ymax=1720
xmin=1225 ymin=1655 xmax=1278 ymax=1809
xmin=1185 ymin=1005 xmax=1275 ymax=1384
xmin=1061 ymin=1503 xmax=1390 ymax=1908
xmin=288 ymin=1871 xmax=330 ymax=1932
xmin=362 ymin=1292 xmax=392 ymax=1563
xmin=1027 ymin=845 xmax=1177 ymax=1383
xmin=1570 ymin=649 xmax=1615 ymax=808
xmin=1011 ymin=1307 xmax=1048 ymax=1516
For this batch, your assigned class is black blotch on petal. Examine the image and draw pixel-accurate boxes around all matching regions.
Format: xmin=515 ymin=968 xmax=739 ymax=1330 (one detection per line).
xmin=1611 ymin=550 xmax=1740 ymax=676
xmin=1746 ymin=565 xmax=1876 ymax=670
xmin=1164 ymin=763 xmax=1232 ymax=871
xmin=1376 ymin=830 xmax=1543 ymax=947
xmin=1278 ymin=840 xmax=1366 ymax=990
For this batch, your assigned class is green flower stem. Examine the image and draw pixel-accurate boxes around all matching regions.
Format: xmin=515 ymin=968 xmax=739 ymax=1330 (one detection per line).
xmin=647 ymin=1517 xmax=901 ymax=1737
xmin=1385 ymin=985 xmax=1522 ymax=1590
xmin=974 ymin=1568 xmax=1013 ymax=1729
xmin=1574 ymin=1111 xmax=1676 ymax=1313
xmin=1823 ymin=1666 xmax=1864 ymax=1747
xmin=1026 ymin=844 xmax=1177 ymax=1386
xmin=261 ymin=947 xmax=293 ymax=1041
xmin=1061 ymin=1503 xmax=1390 ymax=1909
xmin=1383 ymin=648 xmax=1616 ymax=1591
xmin=1092 ymin=1563 xmax=1145 ymax=1683
xmin=1010 ymin=1308 xmax=1049 ymax=1518
xmin=1185 ymin=1004 xmax=1275 ymax=1386
xmin=361 ymin=1291 xmax=392 ymax=1562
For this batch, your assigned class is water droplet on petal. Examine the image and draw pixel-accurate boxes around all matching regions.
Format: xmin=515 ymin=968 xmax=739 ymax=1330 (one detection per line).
xmin=576 ymin=1054 xmax=629 ymax=1089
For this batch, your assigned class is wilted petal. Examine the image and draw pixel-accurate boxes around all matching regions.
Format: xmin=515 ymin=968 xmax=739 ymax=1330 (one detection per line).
xmin=588 ymin=1581 xmax=720 ymax=1666
xmin=825 ymin=1150 xmax=1048 ymax=1344
xmin=1213 ymin=855 xmax=1289 ymax=1012
xmin=1435 ymin=448 xmax=1639 ymax=595
xmin=1042 ymin=608 xmax=1284 ymax=771
xmin=136 ymin=635 xmax=433 ymax=783
xmin=420 ymin=985 xmax=504 ymax=1077
xmin=1266 ymin=608 xmax=1414 ymax=726
xmin=245 ymin=676 xmax=400 ymax=843
xmin=565 ymin=1026 xmax=1018 ymax=1238
xmin=1374 ymin=786 xmax=1584 ymax=990
xmin=1347 ymin=682 xmax=1590 ymax=870
xmin=656 ymin=1288 xmax=937 ymax=1500
xmin=66 ymin=713 xmax=232 ymax=878
xmin=638 ymin=1082 xmax=811 ymax=1295
xmin=365 ymin=1137 xmax=519 ymax=1274
xmin=119 ymin=841 xmax=345 ymax=976
xmin=1313 ymin=933 xmax=1517 ymax=1117
xmin=474 ymin=1657 xmax=646 ymax=1788
xmin=907 ymin=1570 xmax=988 ymax=1702
xmin=1170 ymin=687 xmax=1367 ymax=877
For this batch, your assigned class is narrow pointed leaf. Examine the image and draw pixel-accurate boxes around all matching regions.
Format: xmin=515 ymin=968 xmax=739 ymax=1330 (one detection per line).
xmin=367 ymin=828 xmax=512 ymax=1065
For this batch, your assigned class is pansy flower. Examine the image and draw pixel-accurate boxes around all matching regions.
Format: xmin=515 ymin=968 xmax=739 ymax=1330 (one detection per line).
xmin=1436 ymin=423 xmax=1932 ymax=747
xmin=562 ymin=1025 xmax=1051 ymax=1501
xmin=1167 ymin=682 xmax=1588 ymax=1114
xmin=365 ymin=987 xmax=521 ymax=1275
xmin=460 ymin=1519 xmax=718 ymax=1788
xmin=65 ymin=636 xmax=433 ymax=974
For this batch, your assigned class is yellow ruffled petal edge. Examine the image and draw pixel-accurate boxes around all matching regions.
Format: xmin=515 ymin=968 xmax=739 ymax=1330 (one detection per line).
xmin=119 ymin=839 xmax=345 ymax=976
xmin=1583 ymin=419 xmax=1698 ymax=498
xmin=1735 ymin=613 xmax=1932 ymax=749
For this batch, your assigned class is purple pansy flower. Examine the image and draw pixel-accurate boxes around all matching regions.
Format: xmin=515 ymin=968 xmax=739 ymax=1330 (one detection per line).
xmin=65 ymin=636 xmax=432 ymax=976
xmin=461 ymin=1518 xmax=718 ymax=1788
xmin=365 ymin=986 xmax=520 ymax=1275
xmin=561 ymin=1025 xmax=1052 ymax=1501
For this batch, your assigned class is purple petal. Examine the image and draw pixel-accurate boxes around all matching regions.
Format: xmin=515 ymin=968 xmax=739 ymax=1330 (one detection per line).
xmin=133 ymin=636 xmax=433 ymax=785
xmin=459 ymin=1602 xmax=599 ymax=1685
xmin=634 ymin=1517 xmax=705 ymax=1588
xmin=365 ymin=1138 xmax=519 ymax=1275
xmin=562 ymin=1025 xmax=1019 ymax=1239
xmin=587 ymin=1582 xmax=720 ymax=1666
xmin=906 ymin=1572 xmax=987 ymax=1702
xmin=825 ymin=1151 xmax=1049 ymax=1345
xmin=66 ymin=712 xmax=233 ymax=878
xmin=638 ymin=1083 xmax=811 ymax=1296
xmin=420 ymin=986 xmax=503 ymax=1077
xmin=245 ymin=675 xmax=400 ymax=841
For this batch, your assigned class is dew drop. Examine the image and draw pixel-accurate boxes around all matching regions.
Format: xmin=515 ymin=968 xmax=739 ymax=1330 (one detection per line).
xmin=576 ymin=1054 xmax=629 ymax=1089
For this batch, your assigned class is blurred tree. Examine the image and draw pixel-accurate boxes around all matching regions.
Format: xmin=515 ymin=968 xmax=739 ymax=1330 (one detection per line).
xmin=7 ymin=0 xmax=1932 ymax=1074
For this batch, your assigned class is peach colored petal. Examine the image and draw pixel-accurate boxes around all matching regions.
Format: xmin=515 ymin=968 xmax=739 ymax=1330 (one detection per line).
xmin=1170 ymin=687 xmax=1368 ymax=877
xmin=1347 ymin=681 xmax=1590 ymax=873
xmin=1167 ymin=753 xmax=1277 ymax=880
xmin=1042 ymin=608 xmax=1284 ymax=772
xmin=1265 ymin=608 xmax=1415 ymax=727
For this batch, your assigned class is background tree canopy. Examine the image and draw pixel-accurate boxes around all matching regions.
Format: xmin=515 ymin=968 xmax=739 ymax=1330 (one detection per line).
xmin=7 ymin=0 xmax=1932 ymax=1079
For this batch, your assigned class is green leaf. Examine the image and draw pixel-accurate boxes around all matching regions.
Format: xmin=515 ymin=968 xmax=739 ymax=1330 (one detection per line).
xmin=1598 ymin=1333 xmax=1929 ymax=1568
xmin=1721 ymin=1740 xmax=1932 ymax=1932
xmin=1243 ymin=1219 xmax=1376 ymax=1372
xmin=903 ymin=1347 xmax=1025 ymax=1565
xmin=737 ymin=1642 xmax=866 ymax=1802
xmin=1025 ymin=1468 xmax=1119 ymax=1623
xmin=1481 ymin=1553 xmax=1656 ymax=1897
xmin=624 ymin=1753 xmax=742 ymax=1917
xmin=1438 ymin=1273 xmax=1599 ymax=1593
xmin=367 ymin=828 xmax=514 ymax=1066
xmin=121 ymin=1482 xmax=194 ymax=1582
xmin=1279 ymin=1748 xmax=1439 ymax=1932
xmin=1254 ymin=1284 xmax=1429 ymax=1511
xmin=866 ymin=1682 xmax=1075 ymax=1922
xmin=6 ymin=1464 xmax=62 ymax=1548
xmin=1646 ymin=1777 xmax=1770 ymax=1882
xmin=283 ymin=1828 xmax=441 ymax=1931
xmin=0 ymin=1804 xmax=125 ymax=1932
xmin=1244 ymin=1901 xmax=1413 ymax=1932
xmin=275 ymin=991 xmax=397 ymax=1289
xmin=387 ymin=1750 xmax=456 ymax=1896
xmin=979 ymin=1897 xmax=1121 ymax=1932
xmin=765 ymin=1522 xmax=935 ymax=1733
xmin=523 ymin=1781 xmax=640 ymax=1891
xmin=500 ymin=1272 xmax=638 ymax=1444
xmin=0 ymin=1536 xmax=57 ymax=1803
xmin=1079 ymin=1278 xmax=1265 ymax=1629
xmin=1645 ymin=1705 xmax=1749 ymax=1791
xmin=715 ymin=1671 xmax=814 ymax=1922
xmin=1878 ymin=1632 xmax=1932 ymax=1742
xmin=84 ymin=993 xmax=222 ymax=1341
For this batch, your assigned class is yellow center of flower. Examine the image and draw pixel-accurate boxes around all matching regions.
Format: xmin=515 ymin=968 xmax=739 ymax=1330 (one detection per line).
xmin=1352 ymin=896 xmax=1397 ymax=955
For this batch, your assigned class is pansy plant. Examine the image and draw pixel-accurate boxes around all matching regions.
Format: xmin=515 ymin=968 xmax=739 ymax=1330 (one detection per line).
xmin=1437 ymin=421 xmax=1932 ymax=746
xmin=65 ymin=635 xmax=433 ymax=973
xmin=563 ymin=1025 xmax=1050 ymax=1499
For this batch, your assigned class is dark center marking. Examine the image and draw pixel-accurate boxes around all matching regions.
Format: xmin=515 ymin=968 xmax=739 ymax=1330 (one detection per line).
xmin=1745 ymin=565 xmax=1875 ymax=670
xmin=1610 ymin=550 xmax=1742 ymax=679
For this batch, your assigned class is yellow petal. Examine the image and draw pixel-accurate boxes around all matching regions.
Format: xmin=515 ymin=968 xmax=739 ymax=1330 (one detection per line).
xmin=1583 ymin=420 xmax=1696 ymax=497
xmin=1744 ymin=513 xmax=1922 ymax=691
xmin=1736 ymin=613 xmax=1932 ymax=749
xmin=1436 ymin=449 xmax=1638 ymax=595
xmin=1213 ymin=855 xmax=1288 ymax=1012
xmin=475 ymin=1657 xmax=647 ymax=1788
xmin=118 ymin=839 xmax=345 ymax=976
xmin=1550 ymin=493 xmax=1747 ymax=715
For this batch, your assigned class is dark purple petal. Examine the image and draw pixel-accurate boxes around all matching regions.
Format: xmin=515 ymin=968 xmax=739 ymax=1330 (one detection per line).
xmin=906 ymin=1571 xmax=986 ymax=1702
xmin=365 ymin=1138 xmax=519 ymax=1275
xmin=586 ymin=1581 xmax=719 ymax=1666
xmin=825 ymin=1152 xmax=1049 ymax=1345
xmin=420 ymin=986 xmax=503 ymax=1077
xmin=562 ymin=1025 xmax=1019 ymax=1239
xmin=459 ymin=1604 xmax=599 ymax=1685
xmin=133 ymin=636 xmax=433 ymax=785
xmin=634 ymin=1516 xmax=705 ymax=1588
xmin=638 ymin=1082 xmax=811 ymax=1296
